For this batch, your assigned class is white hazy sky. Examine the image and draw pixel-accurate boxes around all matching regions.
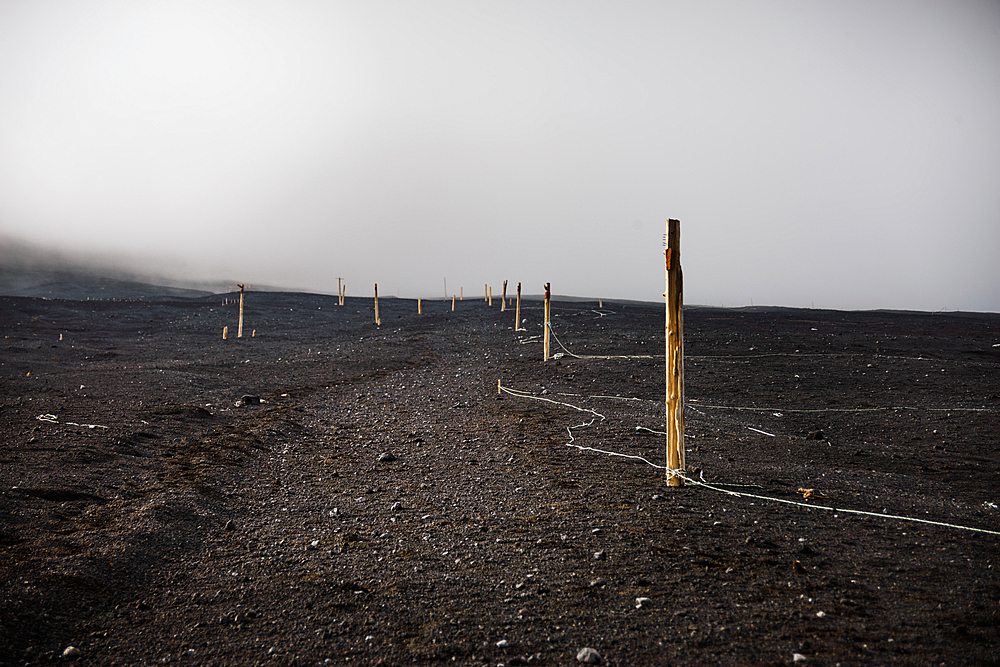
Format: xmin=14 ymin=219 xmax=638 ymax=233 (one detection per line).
xmin=1 ymin=1 xmax=999 ymax=310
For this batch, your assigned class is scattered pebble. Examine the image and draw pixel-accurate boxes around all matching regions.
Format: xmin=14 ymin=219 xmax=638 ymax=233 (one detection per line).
xmin=378 ymin=452 xmax=397 ymax=462
xmin=576 ymin=647 xmax=602 ymax=664
xmin=792 ymin=653 xmax=807 ymax=662
xmin=62 ymin=646 xmax=81 ymax=658
xmin=635 ymin=597 xmax=652 ymax=609
xmin=496 ymin=639 xmax=509 ymax=648
xmin=593 ymin=550 xmax=605 ymax=560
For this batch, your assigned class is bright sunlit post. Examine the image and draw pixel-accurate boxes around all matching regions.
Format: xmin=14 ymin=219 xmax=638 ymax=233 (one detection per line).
xmin=543 ymin=282 xmax=551 ymax=362
xmin=237 ymin=283 xmax=245 ymax=338
xmin=665 ymin=219 xmax=685 ymax=486
xmin=374 ymin=283 xmax=380 ymax=326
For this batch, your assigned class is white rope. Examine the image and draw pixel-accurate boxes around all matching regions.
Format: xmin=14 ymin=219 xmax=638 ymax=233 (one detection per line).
xmin=546 ymin=322 xmax=659 ymax=360
xmin=498 ymin=383 xmax=1000 ymax=537
xmin=669 ymin=470 xmax=1000 ymax=537
xmin=36 ymin=414 xmax=108 ymax=429
xmin=694 ymin=403 xmax=992 ymax=413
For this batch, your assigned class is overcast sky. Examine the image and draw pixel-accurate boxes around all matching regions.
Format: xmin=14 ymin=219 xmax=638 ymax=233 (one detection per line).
xmin=1 ymin=1 xmax=998 ymax=311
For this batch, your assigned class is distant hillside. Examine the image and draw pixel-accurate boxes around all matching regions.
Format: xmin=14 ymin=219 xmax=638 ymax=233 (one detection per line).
xmin=0 ymin=267 xmax=216 ymax=300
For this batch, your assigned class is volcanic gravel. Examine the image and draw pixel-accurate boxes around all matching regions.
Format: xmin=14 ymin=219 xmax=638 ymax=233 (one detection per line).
xmin=1 ymin=288 xmax=999 ymax=666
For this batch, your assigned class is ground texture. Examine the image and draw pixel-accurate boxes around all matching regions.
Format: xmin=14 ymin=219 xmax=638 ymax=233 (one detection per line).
xmin=1 ymin=287 xmax=998 ymax=666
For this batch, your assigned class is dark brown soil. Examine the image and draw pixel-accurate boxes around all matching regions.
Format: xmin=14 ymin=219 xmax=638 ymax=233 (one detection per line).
xmin=1 ymin=288 xmax=998 ymax=666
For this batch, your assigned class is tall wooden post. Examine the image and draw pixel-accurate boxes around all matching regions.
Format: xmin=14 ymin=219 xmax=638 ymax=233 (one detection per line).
xmin=337 ymin=277 xmax=343 ymax=305
xmin=488 ymin=285 xmax=492 ymax=306
xmin=418 ymin=298 xmax=422 ymax=315
xmin=374 ymin=283 xmax=381 ymax=326
xmin=237 ymin=284 xmax=245 ymax=338
xmin=501 ymin=280 xmax=507 ymax=312
xmin=665 ymin=219 xmax=685 ymax=486
xmin=543 ymin=282 xmax=551 ymax=361
xmin=515 ymin=282 xmax=522 ymax=330
xmin=452 ymin=294 xmax=456 ymax=312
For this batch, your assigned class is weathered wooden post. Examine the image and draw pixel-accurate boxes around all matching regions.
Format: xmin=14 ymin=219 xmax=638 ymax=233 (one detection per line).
xmin=222 ymin=326 xmax=228 ymax=340
xmin=237 ymin=284 xmax=245 ymax=338
xmin=337 ymin=277 xmax=343 ymax=305
xmin=374 ymin=283 xmax=381 ymax=326
xmin=418 ymin=298 xmax=422 ymax=315
xmin=501 ymin=280 xmax=507 ymax=312
xmin=543 ymin=282 xmax=551 ymax=361
xmin=489 ymin=285 xmax=492 ymax=306
xmin=452 ymin=295 xmax=456 ymax=312
xmin=460 ymin=287 xmax=463 ymax=300
xmin=665 ymin=219 xmax=685 ymax=486
xmin=515 ymin=282 xmax=522 ymax=330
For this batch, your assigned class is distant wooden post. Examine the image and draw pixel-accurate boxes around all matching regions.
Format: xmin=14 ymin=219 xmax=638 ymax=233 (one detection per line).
xmin=543 ymin=282 xmax=551 ymax=361
xmin=485 ymin=284 xmax=488 ymax=303
xmin=337 ymin=277 xmax=343 ymax=305
xmin=665 ymin=219 xmax=685 ymax=486
xmin=452 ymin=295 xmax=456 ymax=312
xmin=460 ymin=287 xmax=463 ymax=300
xmin=418 ymin=298 xmax=422 ymax=315
xmin=488 ymin=285 xmax=492 ymax=306
xmin=501 ymin=280 xmax=507 ymax=312
xmin=237 ymin=284 xmax=245 ymax=338
xmin=515 ymin=282 xmax=522 ymax=330
xmin=222 ymin=326 xmax=228 ymax=340
xmin=374 ymin=283 xmax=381 ymax=326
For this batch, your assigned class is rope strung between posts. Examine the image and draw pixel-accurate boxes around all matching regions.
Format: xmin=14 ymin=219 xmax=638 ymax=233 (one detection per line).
xmin=545 ymin=322 xmax=659 ymax=360
xmin=498 ymin=383 xmax=1000 ymax=537
xmin=498 ymin=384 xmax=663 ymax=469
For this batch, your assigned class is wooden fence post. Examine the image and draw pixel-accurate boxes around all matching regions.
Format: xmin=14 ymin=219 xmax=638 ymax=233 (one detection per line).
xmin=515 ymin=282 xmax=522 ymax=330
xmin=501 ymin=280 xmax=507 ymax=312
xmin=665 ymin=219 xmax=685 ymax=486
xmin=237 ymin=284 xmax=245 ymax=338
xmin=418 ymin=298 xmax=422 ymax=315
xmin=374 ymin=283 xmax=381 ymax=326
xmin=452 ymin=295 xmax=456 ymax=312
xmin=543 ymin=282 xmax=551 ymax=361
xmin=337 ymin=277 xmax=343 ymax=305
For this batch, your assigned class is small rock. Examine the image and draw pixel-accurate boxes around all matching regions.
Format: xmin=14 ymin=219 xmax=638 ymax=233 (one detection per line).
xmin=635 ymin=597 xmax=652 ymax=609
xmin=378 ymin=452 xmax=397 ymax=462
xmin=576 ymin=647 xmax=602 ymax=664
xmin=589 ymin=578 xmax=606 ymax=587
xmin=496 ymin=639 xmax=509 ymax=648
xmin=390 ymin=501 xmax=402 ymax=512
xmin=806 ymin=430 xmax=825 ymax=441
xmin=236 ymin=395 xmax=261 ymax=407
xmin=223 ymin=520 xmax=236 ymax=531
xmin=593 ymin=550 xmax=605 ymax=560
xmin=792 ymin=653 xmax=807 ymax=663
xmin=62 ymin=646 xmax=81 ymax=658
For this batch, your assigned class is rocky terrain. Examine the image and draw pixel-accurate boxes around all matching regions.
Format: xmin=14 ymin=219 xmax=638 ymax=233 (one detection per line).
xmin=1 ymin=285 xmax=998 ymax=666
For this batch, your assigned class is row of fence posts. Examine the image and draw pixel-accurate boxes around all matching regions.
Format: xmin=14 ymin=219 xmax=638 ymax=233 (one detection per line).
xmin=220 ymin=218 xmax=684 ymax=484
